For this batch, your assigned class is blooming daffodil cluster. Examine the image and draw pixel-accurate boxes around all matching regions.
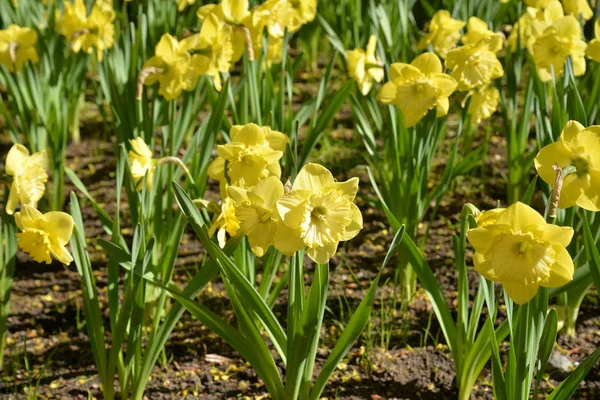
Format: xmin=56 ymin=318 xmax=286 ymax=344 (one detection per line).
xmin=57 ymin=0 xmax=115 ymax=61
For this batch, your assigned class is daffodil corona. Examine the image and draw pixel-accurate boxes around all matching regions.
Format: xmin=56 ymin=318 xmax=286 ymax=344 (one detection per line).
xmin=535 ymin=121 xmax=600 ymax=211
xmin=15 ymin=205 xmax=74 ymax=265
xmin=467 ymin=202 xmax=574 ymax=304
xmin=5 ymin=144 xmax=47 ymax=215
xmin=378 ymin=52 xmax=457 ymax=128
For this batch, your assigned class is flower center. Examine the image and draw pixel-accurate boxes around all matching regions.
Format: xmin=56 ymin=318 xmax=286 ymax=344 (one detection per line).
xmin=310 ymin=206 xmax=328 ymax=223
xmin=16 ymin=228 xmax=53 ymax=264
xmin=519 ymin=240 xmax=534 ymax=254
xmin=572 ymin=156 xmax=590 ymax=177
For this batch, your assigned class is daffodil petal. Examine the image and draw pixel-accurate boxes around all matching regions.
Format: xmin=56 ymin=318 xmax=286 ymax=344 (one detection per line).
xmin=503 ymin=281 xmax=539 ymax=305
xmin=543 ymin=245 xmax=574 ymax=288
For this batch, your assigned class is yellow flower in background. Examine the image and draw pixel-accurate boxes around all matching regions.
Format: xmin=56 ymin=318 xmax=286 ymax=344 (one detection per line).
xmin=276 ymin=163 xmax=362 ymax=264
xmin=461 ymin=17 xmax=503 ymax=51
xmin=58 ymin=0 xmax=115 ymax=61
xmin=5 ymin=144 xmax=47 ymax=215
xmin=177 ymin=0 xmax=196 ymax=12
xmin=562 ymin=0 xmax=593 ymax=21
xmin=208 ymin=181 xmax=240 ymax=248
xmin=467 ymin=202 xmax=574 ymax=304
xmin=464 ymin=85 xmax=500 ymax=124
xmin=532 ymin=15 xmax=586 ymax=82
xmin=378 ymin=52 xmax=457 ymax=128
xmin=208 ymin=123 xmax=289 ymax=187
xmin=141 ymin=33 xmax=196 ymax=100
xmin=289 ymin=0 xmax=317 ymax=27
xmin=507 ymin=1 xmax=564 ymax=52
xmin=221 ymin=0 xmax=251 ymax=24
xmin=0 ymin=25 xmax=39 ymax=72
xmin=186 ymin=13 xmax=237 ymax=91
xmin=535 ymin=121 xmax=600 ymax=211
xmin=253 ymin=0 xmax=300 ymax=37
xmin=446 ymin=37 xmax=504 ymax=91
xmin=418 ymin=10 xmax=465 ymax=59
xmin=585 ymin=18 xmax=600 ymax=62
xmin=345 ymin=35 xmax=384 ymax=96
xmin=128 ymin=138 xmax=156 ymax=191
xmin=15 ymin=205 xmax=74 ymax=265
xmin=228 ymin=176 xmax=289 ymax=257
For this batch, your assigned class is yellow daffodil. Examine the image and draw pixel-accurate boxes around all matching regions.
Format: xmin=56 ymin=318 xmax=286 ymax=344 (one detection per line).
xmin=532 ymin=15 xmax=586 ymax=82
xmin=467 ymin=202 xmax=574 ymax=304
xmin=177 ymin=0 xmax=196 ymax=12
xmin=253 ymin=0 xmax=300 ymax=37
xmin=446 ymin=37 xmax=504 ymax=91
xmin=290 ymin=0 xmax=317 ymax=27
xmin=378 ymin=52 xmax=457 ymax=128
xmin=141 ymin=33 xmax=197 ymax=100
xmin=0 ymin=25 xmax=39 ymax=72
xmin=562 ymin=0 xmax=593 ymax=21
xmin=58 ymin=0 xmax=115 ymax=61
xmin=186 ymin=13 xmax=237 ymax=92
xmin=534 ymin=120 xmax=600 ymax=211
xmin=128 ymin=138 xmax=156 ymax=191
xmin=418 ymin=10 xmax=465 ymax=58
xmin=227 ymin=176 xmax=295 ymax=257
xmin=208 ymin=123 xmax=289 ymax=187
xmin=5 ymin=144 xmax=47 ymax=215
xmin=586 ymin=18 xmax=600 ymax=62
xmin=15 ymin=205 xmax=74 ymax=265
xmin=345 ymin=35 xmax=384 ymax=96
xmin=464 ymin=85 xmax=500 ymax=124
xmin=208 ymin=181 xmax=240 ymax=248
xmin=507 ymin=1 xmax=564 ymax=52
xmin=276 ymin=163 xmax=362 ymax=264
xmin=461 ymin=17 xmax=503 ymax=51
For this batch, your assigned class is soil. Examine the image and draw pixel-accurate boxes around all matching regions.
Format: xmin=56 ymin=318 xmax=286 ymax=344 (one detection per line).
xmin=1 ymin=105 xmax=599 ymax=400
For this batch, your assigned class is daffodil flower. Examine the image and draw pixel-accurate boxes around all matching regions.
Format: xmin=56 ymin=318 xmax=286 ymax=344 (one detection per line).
xmin=139 ymin=33 xmax=198 ymax=100
xmin=207 ymin=181 xmax=240 ymax=248
xmin=467 ymin=202 xmax=574 ymax=304
xmin=227 ymin=176 xmax=298 ymax=257
xmin=15 ymin=205 xmax=74 ymax=265
xmin=463 ymin=85 xmax=500 ymax=124
xmin=276 ymin=163 xmax=362 ymax=264
xmin=378 ymin=52 xmax=457 ymax=128
xmin=289 ymin=0 xmax=317 ymax=27
xmin=345 ymin=35 xmax=384 ymax=96
xmin=4 ymin=144 xmax=47 ymax=215
xmin=531 ymin=15 xmax=586 ymax=82
xmin=418 ymin=10 xmax=465 ymax=59
xmin=461 ymin=17 xmax=503 ymax=51
xmin=208 ymin=123 xmax=289 ymax=187
xmin=0 ymin=24 xmax=39 ymax=72
xmin=58 ymin=0 xmax=115 ymax=61
xmin=507 ymin=1 xmax=564 ymax=53
xmin=562 ymin=0 xmax=593 ymax=21
xmin=535 ymin=120 xmax=600 ymax=211
xmin=128 ymin=138 xmax=156 ymax=191
xmin=446 ymin=37 xmax=504 ymax=91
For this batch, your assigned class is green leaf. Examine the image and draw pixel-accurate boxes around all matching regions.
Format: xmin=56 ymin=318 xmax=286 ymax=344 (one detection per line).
xmin=582 ymin=214 xmax=600 ymax=292
xmin=309 ymin=227 xmax=404 ymax=400
xmin=546 ymin=346 xmax=600 ymax=400
xmin=172 ymin=182 xmax=288 ymax=362
xmin=299 ymin=80 xmax=353 ymax=167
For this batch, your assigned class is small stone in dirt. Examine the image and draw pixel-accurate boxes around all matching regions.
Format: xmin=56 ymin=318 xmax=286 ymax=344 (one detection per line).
xmin=547 ymin=350 xmax=574 ymax=379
